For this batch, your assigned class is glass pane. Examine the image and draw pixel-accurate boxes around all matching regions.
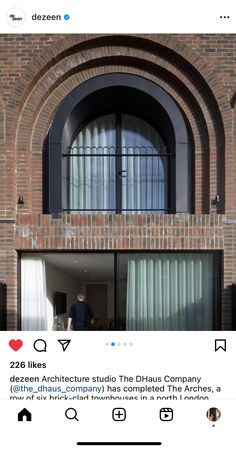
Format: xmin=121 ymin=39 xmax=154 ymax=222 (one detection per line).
xmin=69 ymin=114 xmax=116 ymax=213
xmin=121 ymin=115 xmax=168 ymax=213
xmin=117 ymin=253 xmax=215 ymax=330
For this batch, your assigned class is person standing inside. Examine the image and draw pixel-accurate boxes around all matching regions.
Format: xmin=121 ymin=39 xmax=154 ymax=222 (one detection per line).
xmin=67 ymin=293 xmax=95 ymax=331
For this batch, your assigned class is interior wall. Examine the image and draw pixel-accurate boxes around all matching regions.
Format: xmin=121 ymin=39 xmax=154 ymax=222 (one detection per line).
xmin=45 ymin=262 xmax=81 ymax=330
xmin=86 ymin=284 xmax=108 ymax=324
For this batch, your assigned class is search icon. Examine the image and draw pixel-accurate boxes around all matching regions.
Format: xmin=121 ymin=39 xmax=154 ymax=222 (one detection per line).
xmin=65 ymin=408 xmax=79 ymax=421
xmin=33 ymin=339 xmax=47 ymax=352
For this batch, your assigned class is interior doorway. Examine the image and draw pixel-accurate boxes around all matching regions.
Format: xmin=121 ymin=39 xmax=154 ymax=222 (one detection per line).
xmin=86 ymin=284 xmax=108 ymax=329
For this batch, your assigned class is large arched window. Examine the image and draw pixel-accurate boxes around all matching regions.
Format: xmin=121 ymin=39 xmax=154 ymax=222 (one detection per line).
xmin=67 ymin=114 xmax=169 ymax=214
xmin=45 ymin=74 xmax=192 ymax=214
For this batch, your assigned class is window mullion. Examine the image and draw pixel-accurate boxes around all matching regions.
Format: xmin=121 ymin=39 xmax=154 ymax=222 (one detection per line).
xmin=116 ymin=113 xmax=122 ymax=214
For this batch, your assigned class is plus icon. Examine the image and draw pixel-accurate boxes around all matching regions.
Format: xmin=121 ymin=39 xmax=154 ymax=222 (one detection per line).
xmin=112 ymin=408 xmax=126 ymax=421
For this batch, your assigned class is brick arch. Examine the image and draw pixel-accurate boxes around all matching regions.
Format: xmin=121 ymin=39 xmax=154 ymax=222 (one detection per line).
xmin=24 ymin=68 xmax=207 ymax=215
xmin=31 ymin=62 xmax=211 ymax=210
xmin=12 ymin=34 xmax=229 ymax=150
xmin=12 ymin=34 xmax=230 ymax=114
xmin=14 ymin=36 xmax=228 ymax=214
xmin=16 ymin=64 xmax=216 ymax=214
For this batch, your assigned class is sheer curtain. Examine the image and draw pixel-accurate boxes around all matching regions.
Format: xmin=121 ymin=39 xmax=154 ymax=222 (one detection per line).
xmin=121 ymin=115 xmax=167 ymax=213
xmin=126 ymin=253 xmax=213 ymax=330
xmin=21 ymin=256 xmax=48 ymax=330
xmin=69 ymin=113 xmax=168 ymax=214
xmin=70 ymin=114 xmax=116 ymax=213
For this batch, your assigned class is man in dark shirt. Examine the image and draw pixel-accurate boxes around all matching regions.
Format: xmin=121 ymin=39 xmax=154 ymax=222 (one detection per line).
xmin=67 ymin=293 xmax=94 ymax=331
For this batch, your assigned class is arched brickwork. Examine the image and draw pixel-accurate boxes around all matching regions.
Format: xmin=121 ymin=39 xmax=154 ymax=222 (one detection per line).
xmin=30 ymin=63 xmax=209 ymax=213
xmin=11 ymin=35 xmax=230 ymax=216
xmin=2 ymin=34 xmax=236 ymax=331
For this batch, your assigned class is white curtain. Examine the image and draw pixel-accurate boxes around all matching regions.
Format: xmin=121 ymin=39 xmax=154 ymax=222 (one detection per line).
xmin=121 ymin=115 xmax=167 ymax=213
xmin=126 ymin=253 xmax=213 ymax=330
xmin=21 ymin=256 xmax=48 ymax=330
xmin=69 ymin=114 xmax=167 ymax=214
xmin=70 ymin=114 xmax=116 ymax=213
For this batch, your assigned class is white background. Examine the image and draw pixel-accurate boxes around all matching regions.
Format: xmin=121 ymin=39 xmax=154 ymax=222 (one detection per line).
xmin=0 ymin=0 xmax=235 ymax=32
xmin=1 ymin=1 xmax=236 ymax=446
xmin=0 ymin=332 xmax=235 ymax=449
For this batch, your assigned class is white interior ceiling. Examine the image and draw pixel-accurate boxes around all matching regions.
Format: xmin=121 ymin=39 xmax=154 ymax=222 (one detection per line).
xmin=43 ymin=253 xmax=114 ymax=281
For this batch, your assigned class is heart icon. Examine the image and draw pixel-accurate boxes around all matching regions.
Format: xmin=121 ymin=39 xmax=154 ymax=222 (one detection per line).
xmin=9 ymin=339 xmax=23 ymax=351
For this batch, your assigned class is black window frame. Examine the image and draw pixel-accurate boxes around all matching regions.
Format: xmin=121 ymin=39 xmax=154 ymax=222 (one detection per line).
xmin=65 ymin=112 xmax=173 ymax=214
xmin=0 ymin=282 xmax=7 ymax=330
xmin=44 ymin=74 xmax=193 ymax=214
xmin=18 ymin=250 xmax=221 ymax=331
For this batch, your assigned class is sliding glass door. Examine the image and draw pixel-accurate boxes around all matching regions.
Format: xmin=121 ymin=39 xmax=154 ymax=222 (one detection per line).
xmin=117 ymin=252 xmax=218 ymax=331
xmin=20 ymin=251 xmax=219 ymax=331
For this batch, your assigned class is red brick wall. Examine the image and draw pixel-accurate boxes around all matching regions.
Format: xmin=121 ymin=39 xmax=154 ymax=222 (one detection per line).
xmin=0 ymin=34 xmax=236 ymax=330
xmin=15 ymin=214 xmax=224 ymax=251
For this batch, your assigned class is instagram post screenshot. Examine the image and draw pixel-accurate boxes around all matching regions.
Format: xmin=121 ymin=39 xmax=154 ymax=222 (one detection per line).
xmin=0 ymin=0 xmax=236 ymax=448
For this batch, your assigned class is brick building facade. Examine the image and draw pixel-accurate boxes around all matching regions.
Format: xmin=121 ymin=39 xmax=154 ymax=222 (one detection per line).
xmin=0 ymin=34 xmax=236 ymax=331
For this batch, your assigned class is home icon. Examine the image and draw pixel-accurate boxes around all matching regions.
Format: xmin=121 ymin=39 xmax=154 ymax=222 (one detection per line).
xmin=18 ymin=408 xmax=32 ymax=422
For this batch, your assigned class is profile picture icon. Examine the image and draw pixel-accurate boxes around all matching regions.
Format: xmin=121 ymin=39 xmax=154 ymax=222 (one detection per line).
xmin=207 ymin=407 xmax=221 ymax=422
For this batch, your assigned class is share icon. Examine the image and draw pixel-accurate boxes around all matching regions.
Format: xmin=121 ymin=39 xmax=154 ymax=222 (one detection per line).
xmin=58 ymin=339 xmax=71 ymax=351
